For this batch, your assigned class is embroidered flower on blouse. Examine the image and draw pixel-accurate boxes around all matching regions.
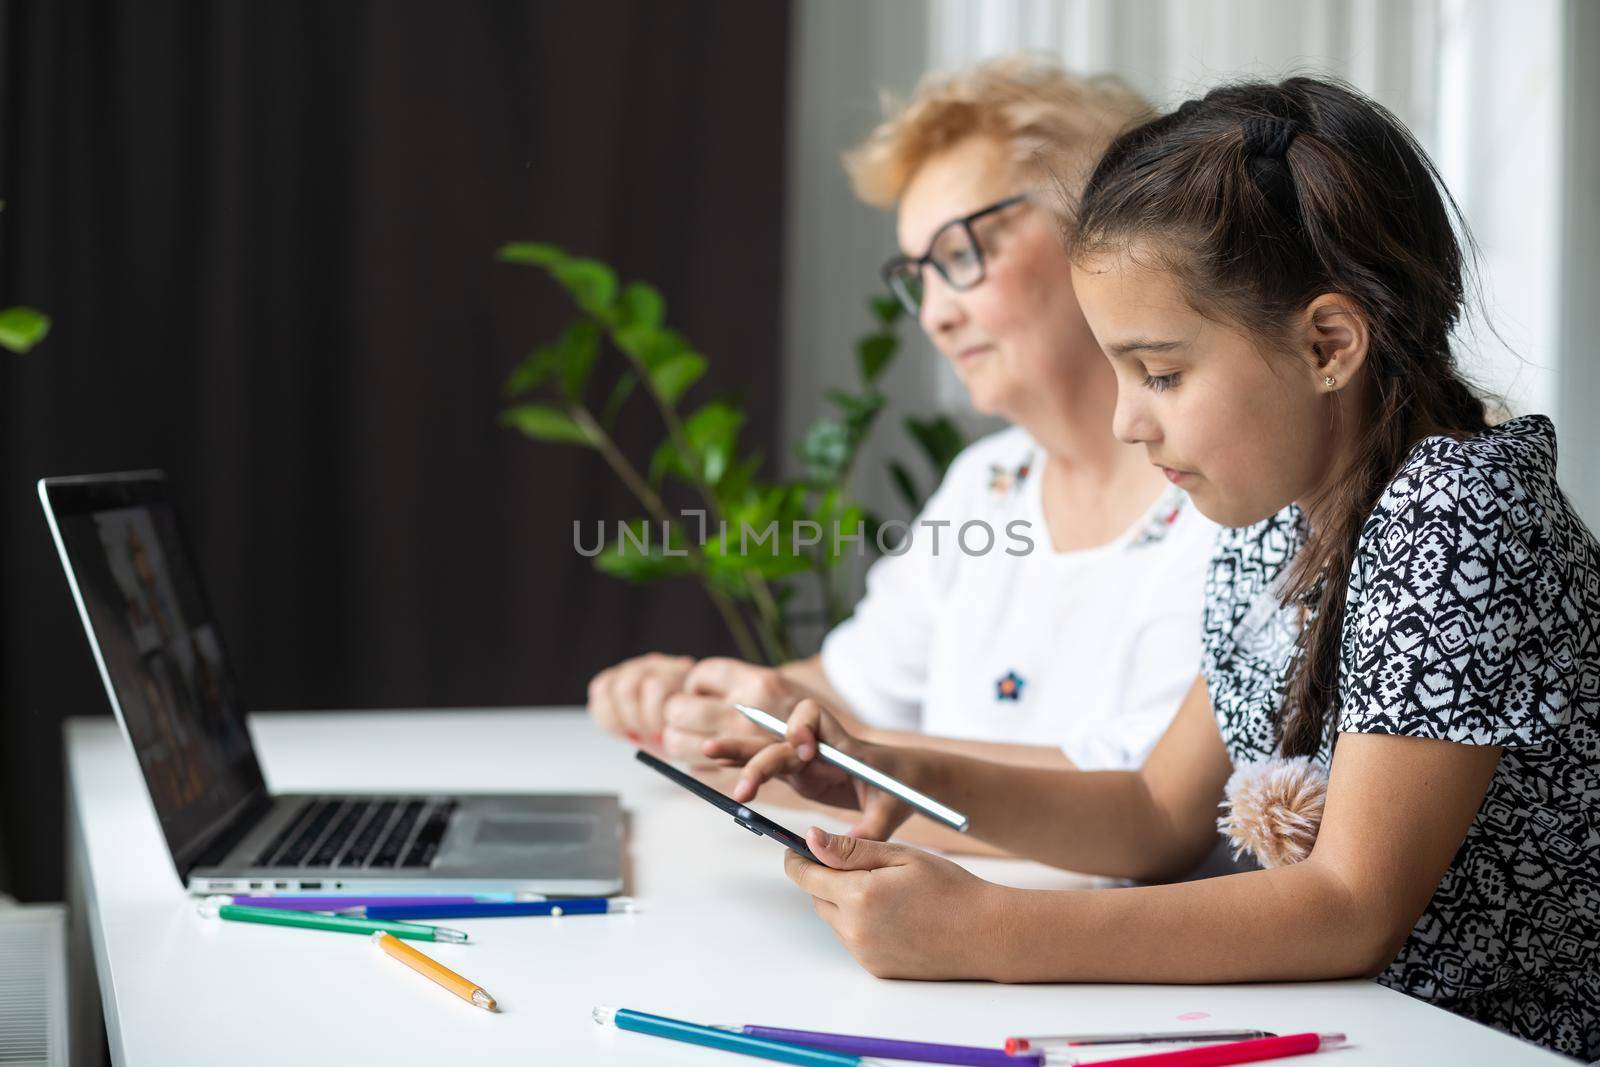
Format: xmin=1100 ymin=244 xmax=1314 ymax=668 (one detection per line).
xmin=988 ymin=454 xmax=1033 ymax=499
xmin=1128 ymin=493 xmax=1187 ymax=549
xmin=995 ymin=670 xmax=1025 ymax=701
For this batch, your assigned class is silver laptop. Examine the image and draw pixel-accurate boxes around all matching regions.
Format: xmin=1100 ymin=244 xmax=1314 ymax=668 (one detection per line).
xmin=41 ymin=471 xmax=623 ymax=897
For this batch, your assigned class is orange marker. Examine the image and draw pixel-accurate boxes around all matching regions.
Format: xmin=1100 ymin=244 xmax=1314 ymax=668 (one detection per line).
xmin=372 ymin=931 xmax=498 ymax=1012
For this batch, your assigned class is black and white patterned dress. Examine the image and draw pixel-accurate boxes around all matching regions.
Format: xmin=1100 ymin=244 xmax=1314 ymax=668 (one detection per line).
xmin=1201 ymin=416 xmax=1599 ymax=1060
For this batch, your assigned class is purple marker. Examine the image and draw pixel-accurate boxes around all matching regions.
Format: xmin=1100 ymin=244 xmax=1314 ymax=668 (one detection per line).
xmin=222 ymin=895 xmax=511 ymax=911
xmin=713 ymin=1024 xmax=1043 ymax=1067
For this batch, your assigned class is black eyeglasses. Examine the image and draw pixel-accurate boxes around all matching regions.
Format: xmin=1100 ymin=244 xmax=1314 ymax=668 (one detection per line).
xmin=880 ymin=193 xmax=1031 ymax=317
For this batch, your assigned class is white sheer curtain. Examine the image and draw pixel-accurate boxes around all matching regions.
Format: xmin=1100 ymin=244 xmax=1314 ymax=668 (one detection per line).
xmin=781 ymin=0 xmax=1597 ymax=522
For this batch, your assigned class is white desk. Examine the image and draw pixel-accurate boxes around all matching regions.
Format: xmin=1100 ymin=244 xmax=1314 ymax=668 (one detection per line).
xmin=65 ymin=710 xmax=1566 ymax=1066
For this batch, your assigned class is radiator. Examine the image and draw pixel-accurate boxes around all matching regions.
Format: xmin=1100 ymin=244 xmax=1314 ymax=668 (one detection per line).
xmin=0 ymin=904 xmax=68 ymax=1067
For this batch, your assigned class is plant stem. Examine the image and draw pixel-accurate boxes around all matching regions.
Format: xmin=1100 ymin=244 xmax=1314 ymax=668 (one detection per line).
xmin=612 ymin=327 xmax=793 ymax=663
xmin=818 ymin=556 xmax=844 ymax=629
xmin=569 ymin=405 xmax=766 ymax=664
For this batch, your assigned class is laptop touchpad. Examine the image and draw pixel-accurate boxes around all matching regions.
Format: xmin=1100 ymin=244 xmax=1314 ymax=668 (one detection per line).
xmin=474 ymin=816 xmax=593 ymax=846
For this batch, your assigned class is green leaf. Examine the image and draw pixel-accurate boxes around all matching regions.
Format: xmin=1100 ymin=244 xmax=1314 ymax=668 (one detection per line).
xmin=888 ymin=460 xmax=922 ymax=514
xmin=856 ymin=333 xmax=897 ymax=385
xmin=798 ymin=417 xmax=850 ymax=485
xmin=497 ymin=241 xmax=568 ymax=267
xmin=712 ymin=452 xmax=765 ymax=508
xmin=0 ymin=306 xmax=50 ymax=354
xmin=869 ymin=293 xmax=903 ymax=326
xmin=615 ymin=282 xmax=665 ymax=331
xmin=816 ymin=500 xmax=865 ymax=568
xmin=600 ymin=371 xmax=638 ymax=431
xmin=827 ymin=389 xmax=883 ymax=420
xmin=684 ymin=401 xmax=745 ymax=485
xmin=499 ymin=403 xmax=594 ymax=446
xmin=904 ymin=414 xmax=965 ymax=476
xmin=650 ymin=352 xmax=707 ymax=404
xmin=721 ymin=547 xmax=812 ymax=581
xmin=503 ymin=344 xmax=561 ymax=397
xmin=555 ymin=320 xmax=602 ymax=402
xmin=594 ymin=520 xmax=695 ymax=582
xmin=549 ymin=258 xmax=617 ymax=317
xmin=614 ymin=324 xmax=691 ymax=372
xmin=648 ymin=437 xmax=691 ymax=486
xmin=703 ymin=526 xmax=811 ymax=581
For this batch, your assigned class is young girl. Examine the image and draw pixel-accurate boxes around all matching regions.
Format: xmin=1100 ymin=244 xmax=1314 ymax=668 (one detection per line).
xmin=710 ymin=76 xmax=1598 ymax=1059
xmin=588 ymin=59 xmax=1219 ymax=855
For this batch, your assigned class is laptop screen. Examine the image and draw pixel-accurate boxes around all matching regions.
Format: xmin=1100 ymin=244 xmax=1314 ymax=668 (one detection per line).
xmin=41 ymin=473 xmax=267 ymax=876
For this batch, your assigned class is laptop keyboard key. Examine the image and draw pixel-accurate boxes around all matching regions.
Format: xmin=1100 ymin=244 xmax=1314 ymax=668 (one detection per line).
xmin=276 ymin=800 xmax=338 ymax=867
xmin=368 ymin=800 xmax=424 ymax=868
xmin=398 ymin=802 xmax=456 ymax=868
xmin=253 ymin=800 xmax=311 ymax=867
xmin=307 ymin=800 xmax=369 ymax=868
xmin=337 ymin=800 xmax=396 ymax=868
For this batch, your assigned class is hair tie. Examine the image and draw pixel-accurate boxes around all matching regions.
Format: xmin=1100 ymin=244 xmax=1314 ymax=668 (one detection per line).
xmin=1242 ymin=117 xmax=1302 ymax=222
xmin=1242 ymin=116 xmax=1300 ymax=159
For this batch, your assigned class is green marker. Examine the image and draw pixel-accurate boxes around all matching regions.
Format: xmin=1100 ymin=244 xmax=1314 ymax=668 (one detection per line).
xmin=196 ymin=897 xmax=468 ymax=943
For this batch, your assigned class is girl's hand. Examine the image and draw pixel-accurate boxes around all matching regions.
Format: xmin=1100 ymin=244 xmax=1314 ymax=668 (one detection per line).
xmin=703 ymin=698 xmax=914 ymax=841
xmin=783 ymin=827 xmax=1005 ymax=980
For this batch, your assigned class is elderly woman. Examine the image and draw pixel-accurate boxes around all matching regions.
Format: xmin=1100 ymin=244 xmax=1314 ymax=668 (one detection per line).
xmin=588 ymin=57 xmax=1217 ymax=850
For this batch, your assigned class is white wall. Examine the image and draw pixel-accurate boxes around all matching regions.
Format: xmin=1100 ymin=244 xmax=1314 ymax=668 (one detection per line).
xmin=781 ymin=0 xmax=1598 ymax=522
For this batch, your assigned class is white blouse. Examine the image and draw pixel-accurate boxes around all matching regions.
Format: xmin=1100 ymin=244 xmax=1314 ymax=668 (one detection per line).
xmin=821 ymin=426 xmax=1217 ymax=770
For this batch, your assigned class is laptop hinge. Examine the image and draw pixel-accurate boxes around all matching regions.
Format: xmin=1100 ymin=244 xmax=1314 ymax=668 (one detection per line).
xmin=183 ymin=792 xmax=277 ymax=879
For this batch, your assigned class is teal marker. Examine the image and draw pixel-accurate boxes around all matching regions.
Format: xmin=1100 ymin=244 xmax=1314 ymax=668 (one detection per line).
xmin=593 ymin=1006 xmax=878 ymax=1066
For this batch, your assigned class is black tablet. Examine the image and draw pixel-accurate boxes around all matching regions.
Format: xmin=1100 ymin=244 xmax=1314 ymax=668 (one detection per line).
xmin=634 ymin=750 xmax=818 ymax=863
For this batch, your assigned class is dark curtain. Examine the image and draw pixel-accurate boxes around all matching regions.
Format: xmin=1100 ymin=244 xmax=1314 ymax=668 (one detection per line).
xmin=0 ymin=0 xmax=791 ymax=901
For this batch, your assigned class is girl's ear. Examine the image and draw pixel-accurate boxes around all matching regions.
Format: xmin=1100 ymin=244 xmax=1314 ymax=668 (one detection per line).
xmin=1300 ymin=293 xmax=1370 ymax=393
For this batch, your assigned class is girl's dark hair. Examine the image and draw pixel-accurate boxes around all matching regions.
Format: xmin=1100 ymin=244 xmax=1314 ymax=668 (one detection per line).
xmin=1071 ymin=76 xmax=1489 ymax=756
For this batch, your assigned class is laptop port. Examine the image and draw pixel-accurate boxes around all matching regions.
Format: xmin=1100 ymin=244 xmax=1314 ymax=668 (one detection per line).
xmin=274 ymin=882 xmax=289 ymax=890
xmin=301 ymin=881 xmax=322 ymax=889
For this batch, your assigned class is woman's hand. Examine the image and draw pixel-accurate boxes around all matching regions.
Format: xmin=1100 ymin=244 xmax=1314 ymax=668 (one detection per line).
xmin=656 ymin=658 xmax=811 ymax=765
xmin=586 ymin=653 xmax=694 ymax=747
xmin=783 ymin=827 xmax=1006 ymax=980
xmin=704 ymin=698 xmax=914 ymax=840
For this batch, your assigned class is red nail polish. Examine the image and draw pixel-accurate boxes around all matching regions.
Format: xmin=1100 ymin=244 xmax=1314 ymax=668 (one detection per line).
xmin=625 ymin=730 xmax=640 ymax=742
xmin=654 ymin=732 xmax=664 ymax=745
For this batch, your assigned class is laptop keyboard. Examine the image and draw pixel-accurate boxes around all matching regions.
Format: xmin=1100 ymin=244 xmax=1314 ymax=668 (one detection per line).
xmin=253 ymin=798 xmax=457 ymax=870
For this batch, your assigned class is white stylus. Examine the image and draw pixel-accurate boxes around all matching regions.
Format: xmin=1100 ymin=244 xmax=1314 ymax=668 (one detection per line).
xmin=733 ymin=703 xmax=969 ymax=832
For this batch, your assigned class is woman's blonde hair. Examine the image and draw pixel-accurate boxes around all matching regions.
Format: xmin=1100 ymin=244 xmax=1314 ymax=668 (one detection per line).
xmin=843 ymin=55 xmax=1152 ymax=212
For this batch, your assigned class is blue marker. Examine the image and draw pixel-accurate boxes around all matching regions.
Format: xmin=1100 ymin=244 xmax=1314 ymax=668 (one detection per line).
xmin=348 ymin=898 xmax=634 ymax=920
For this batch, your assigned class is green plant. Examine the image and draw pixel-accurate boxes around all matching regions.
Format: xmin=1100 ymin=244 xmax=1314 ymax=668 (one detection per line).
xmin=497 ymin=242 xmax=963 ymax=663
xmin=0 ymin=202 xmax=49 ymax=354
xmin=0 ymin=306 xmax=48 ymax=353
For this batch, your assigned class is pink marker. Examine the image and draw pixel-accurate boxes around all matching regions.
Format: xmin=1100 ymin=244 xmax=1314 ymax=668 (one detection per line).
xmin=1073 ymin=1033 xmax=1345 ymax=1067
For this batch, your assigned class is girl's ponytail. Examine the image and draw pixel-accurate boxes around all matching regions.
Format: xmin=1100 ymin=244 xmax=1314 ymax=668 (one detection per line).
xmin=1072 ymin=77 xmax=1489 ymax=755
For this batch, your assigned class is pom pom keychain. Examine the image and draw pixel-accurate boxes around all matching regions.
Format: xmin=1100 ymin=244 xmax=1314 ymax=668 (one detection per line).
xmin=1217 ymin=756 xmax=1329 ymax=868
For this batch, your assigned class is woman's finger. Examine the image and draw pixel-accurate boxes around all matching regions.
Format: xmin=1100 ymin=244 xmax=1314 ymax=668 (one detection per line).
xmin=586 ymin=667 xmax=623 ymax=736
xmin=611 ymin=664 xmax=648 ymax=738
xmin=683 ymin=656 xmax=743 ymax=696
xmin=637 ymin=672 xmax=678 ymax=739
xmin=664 ymin=694 xmax=733 ymax=735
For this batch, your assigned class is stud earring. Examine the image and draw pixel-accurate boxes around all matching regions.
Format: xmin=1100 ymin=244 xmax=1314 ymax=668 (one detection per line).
xmin=1323 ymin=375 xmax=1337 ymax=389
